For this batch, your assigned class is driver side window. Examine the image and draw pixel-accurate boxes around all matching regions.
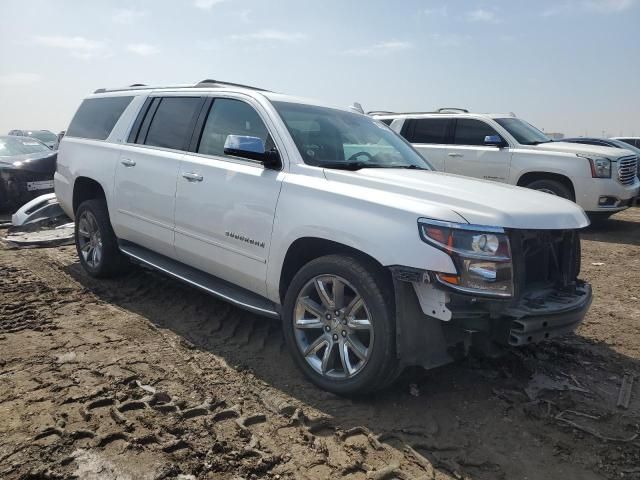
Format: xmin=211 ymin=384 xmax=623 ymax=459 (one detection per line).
xmin=453 ymin=119 xmax=500 ymax=146
xmin=198 ymin=98 xmax=273 ymax=159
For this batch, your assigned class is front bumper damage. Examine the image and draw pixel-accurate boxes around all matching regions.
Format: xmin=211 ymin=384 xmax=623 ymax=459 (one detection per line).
xmin=391 ymin=268 xmax=592 ymax=371
xmin=0 ymin=169 xmax=55 ymax=209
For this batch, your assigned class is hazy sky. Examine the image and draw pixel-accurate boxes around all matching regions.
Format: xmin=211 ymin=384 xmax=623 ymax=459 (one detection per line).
xmin=1 ymin=0 xmax=639 ymax=137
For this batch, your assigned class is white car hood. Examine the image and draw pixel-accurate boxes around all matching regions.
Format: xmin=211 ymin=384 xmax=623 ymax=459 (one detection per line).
xmin=324 ymin=169 xmax=589 ymax=230
xmin=528 ymin=141 xmax=630 ymax=159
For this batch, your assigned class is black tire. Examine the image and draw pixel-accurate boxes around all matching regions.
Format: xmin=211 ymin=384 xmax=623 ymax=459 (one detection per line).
xmin=524 ymin=179 xmax=574 ymax=201
xmin=282 ymin=254 xmax=398 ymax=395
xmin=75 ymin=199 xmax=129 ymax=278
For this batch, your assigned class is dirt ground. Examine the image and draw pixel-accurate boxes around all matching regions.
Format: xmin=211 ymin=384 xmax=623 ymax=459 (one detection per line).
xmin=1 ymin=208 xmax=639 ymax=480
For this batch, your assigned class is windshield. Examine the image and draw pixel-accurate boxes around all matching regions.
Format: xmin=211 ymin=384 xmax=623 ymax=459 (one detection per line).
xmin=495 ymin=118 xmax=551 ymax=145
xmin=27 ymin=131 xmax=57 ymax=144
xmin=0 ymin=136 xmax=51 ymax=156
xmin=273 ymin=101 xmax=431 ymax=170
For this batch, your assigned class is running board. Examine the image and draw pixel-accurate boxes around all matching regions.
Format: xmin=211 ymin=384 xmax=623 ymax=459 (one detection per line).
xmin=118 ymin=240 xmax=280 ymax=319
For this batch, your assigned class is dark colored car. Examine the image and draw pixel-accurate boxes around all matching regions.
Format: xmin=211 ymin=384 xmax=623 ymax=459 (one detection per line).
xmin=613 ymin=137 xmax=640 ymax=149
xmin=0 ymin=136 xmax=57 ymax=211
xmin=562 ymin=136 xmax=640 ymax=155
xmin=8 ymin=129 xmax=59 ymax=149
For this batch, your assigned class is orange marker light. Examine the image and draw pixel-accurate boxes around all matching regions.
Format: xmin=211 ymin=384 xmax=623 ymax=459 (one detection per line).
xmin=438 ymin=273 xmax=460 ymax=285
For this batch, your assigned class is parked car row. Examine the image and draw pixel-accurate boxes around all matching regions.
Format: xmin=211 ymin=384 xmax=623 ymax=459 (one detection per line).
xmin=52 ymin=79 xmax=618 ymax=394
xmin=371 ymin=110 xmax=639 ymax=220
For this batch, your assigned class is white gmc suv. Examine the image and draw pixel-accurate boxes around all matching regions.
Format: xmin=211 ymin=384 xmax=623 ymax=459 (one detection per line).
xmin=55 ymin=81 xmax=593 ymax=394
xmin=372 ymin=110 xmax=639 ymax=220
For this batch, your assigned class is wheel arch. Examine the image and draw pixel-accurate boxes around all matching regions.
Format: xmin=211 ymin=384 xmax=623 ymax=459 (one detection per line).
xmin=72 ymin=176 xmax=107 ymax=214
xmin=278 ymin=236 xmax=392 ymax=304
xmin=516 ymin=171 xmax=576 ymax=201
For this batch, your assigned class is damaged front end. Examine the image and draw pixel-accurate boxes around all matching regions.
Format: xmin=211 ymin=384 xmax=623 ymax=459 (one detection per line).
xmin=0 ymin=153 xmax=57 ymax=210
xmin=392 ymin=225 xmax=592 ymax=370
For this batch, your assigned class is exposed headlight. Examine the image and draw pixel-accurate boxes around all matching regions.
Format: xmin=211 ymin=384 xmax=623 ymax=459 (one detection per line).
xmin=418 ymin=218 xmax=513 ymax=297
xmin=578 ymin=154 xmax=611 ymax=178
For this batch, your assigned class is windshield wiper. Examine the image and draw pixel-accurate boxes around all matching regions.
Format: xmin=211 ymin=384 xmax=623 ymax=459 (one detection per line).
xmin=320 ymin=162 xmax=389 ymax=171
xmin=389 ymin=164 xmax=429 ymax=170
xmin=527 ymin=140 xmax=553 ymax=145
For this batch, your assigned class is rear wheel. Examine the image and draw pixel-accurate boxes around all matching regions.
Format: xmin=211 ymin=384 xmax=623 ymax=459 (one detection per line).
xmin=283 ymin=254 xmax=398 ymax=395
xmin=524 ymin=179 xmax=574 ymax=201
xmin=75 ymin=199 xmax=128 ymax=278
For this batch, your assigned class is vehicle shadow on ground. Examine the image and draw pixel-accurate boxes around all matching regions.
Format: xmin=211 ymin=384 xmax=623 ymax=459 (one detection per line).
xmin=582 ymin=208 xmax=640 ymax=247
xmin=64 ymin=261 xmax=640 ymax=480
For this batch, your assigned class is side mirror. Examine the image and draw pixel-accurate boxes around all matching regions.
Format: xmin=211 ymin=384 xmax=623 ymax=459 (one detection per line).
xmin=484 ymin=135 xmax=506 ymax=148
xmin=223 ymin=135 xmax=281 ymax=168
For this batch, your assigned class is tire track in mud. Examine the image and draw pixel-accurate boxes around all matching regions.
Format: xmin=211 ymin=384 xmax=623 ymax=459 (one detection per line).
xmin=0 ymin=264 xmax=75 ymax=334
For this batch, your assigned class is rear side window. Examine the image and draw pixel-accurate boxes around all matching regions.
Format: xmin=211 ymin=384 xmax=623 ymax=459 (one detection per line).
xmin=453 ymin=119 xmax=499 ymax=146
xmin=406 ymin=118 xmax=450 ymax=144
xmin=378 ymin=119 xmax=393 ymax=126
xmin=197 ymin=98 xmax=271 ymax=158
xmin=66 ymin=96 xmax=133 ymax=140
xmin=143 ymin=97 xmax=202 ymax=150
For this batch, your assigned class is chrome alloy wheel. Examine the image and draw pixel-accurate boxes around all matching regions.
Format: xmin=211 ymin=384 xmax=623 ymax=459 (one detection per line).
xmin=77 ymin=210 xmax=103 ymax=269
xmin=293 ymin=275 xmax=374 ymax=379
xmin=536 ymin=188 xmax=558 ymax=196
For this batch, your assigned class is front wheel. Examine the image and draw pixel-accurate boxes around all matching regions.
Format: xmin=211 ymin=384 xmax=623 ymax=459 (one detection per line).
xmin=282 ymin=254 xmax=399 ymax=395
xmin=524 ymin=179 xmax=574 ymax=201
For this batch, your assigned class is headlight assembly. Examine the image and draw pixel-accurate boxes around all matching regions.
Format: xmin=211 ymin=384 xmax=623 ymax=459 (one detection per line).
xmin=577 ymin=154 xmax=611 ymax=178
xmin=418 ymin=218 xmax=513 ymax=297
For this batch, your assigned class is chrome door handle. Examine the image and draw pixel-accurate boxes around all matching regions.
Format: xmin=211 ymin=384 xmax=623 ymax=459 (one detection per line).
xmin=182 ymin=172 xmax=203 ymax=182
xmin=447 ymin=153 xmax=463 ymax=157
xmin=121 ymin=158 xmax=136 ymax=167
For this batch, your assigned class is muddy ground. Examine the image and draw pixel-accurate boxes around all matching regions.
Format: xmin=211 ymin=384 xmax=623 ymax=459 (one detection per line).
xmin=0 ymin=208 xmax=639 ymax=480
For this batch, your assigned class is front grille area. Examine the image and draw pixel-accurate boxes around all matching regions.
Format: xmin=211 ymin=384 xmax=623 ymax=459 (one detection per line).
xmin=618 ymin=155 xmax=638 ymax=185
xmin=509 ymin=229 xmax=581 ymax=297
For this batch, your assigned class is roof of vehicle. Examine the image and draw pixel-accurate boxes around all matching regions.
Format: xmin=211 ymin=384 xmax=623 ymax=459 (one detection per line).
xmin=369 ymin=110 xmax=518 ymax=120
xmin=88 ymin=79 xmax=352 ymax=113
xmin=611 ymin=136 xmax=640 ymax=140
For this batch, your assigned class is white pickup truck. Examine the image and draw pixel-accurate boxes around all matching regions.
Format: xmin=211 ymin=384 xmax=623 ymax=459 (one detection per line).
xmin=372 ymin=110 xmax=639 ymax=220
xmin=55 ymin=81 xmax=592 ymax=394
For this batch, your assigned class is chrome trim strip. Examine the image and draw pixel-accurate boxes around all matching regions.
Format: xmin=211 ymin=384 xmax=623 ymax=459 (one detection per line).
xmin=119 ymin=247 xmax=279 ymax=317
xmin=174 ymin=228 xmax=266 ymax=263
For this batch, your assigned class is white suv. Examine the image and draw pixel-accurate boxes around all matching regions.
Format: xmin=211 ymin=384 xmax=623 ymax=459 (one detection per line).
xmin=55 ymin=81 xmax=592 ymax=394
xmin=372 ymin=110 xmax=639 ymax=219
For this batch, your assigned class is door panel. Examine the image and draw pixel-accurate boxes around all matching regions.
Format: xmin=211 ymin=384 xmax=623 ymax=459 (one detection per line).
xmin=446 ymin=118 xmax=511 ymax=182
xmin=113 ymin=145 xmax=183 ymax=258
xmin=174 ymin=97 xmax=283 ymax=297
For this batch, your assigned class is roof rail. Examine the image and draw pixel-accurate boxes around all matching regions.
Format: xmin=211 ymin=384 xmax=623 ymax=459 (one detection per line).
xmin=369 ymin=109 xmax=471 ymax=116
xmin=367 ymin=110 xmax=396 ymax=115
xmin=194 ymin=79 xmax=269 ymax=91
xmin=93 ymin=79 xmax=269 ymax=95
xmin=436 ymin=107 xmax=469 ymax=113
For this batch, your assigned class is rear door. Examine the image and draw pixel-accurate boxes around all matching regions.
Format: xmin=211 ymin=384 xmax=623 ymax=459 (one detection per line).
xmin=402 ymin=117 xmax=452 ymax=171
xmin=114 ymin=95 xmax=204 ymax=258
xmin=174 ymin=96 xmax=284 ymax=297
xmin=446 ymin=118 xmax=511 ymax=182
